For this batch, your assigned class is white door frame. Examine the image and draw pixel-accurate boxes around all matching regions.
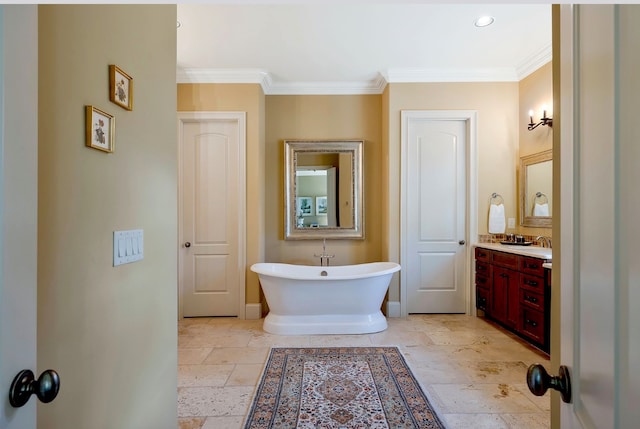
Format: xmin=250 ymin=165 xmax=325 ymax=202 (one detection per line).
xmin=0 ymin=6 xmax=38 ymax=428
xmin=557 ymin=4 xmax=639 ymax=427
xmin=177 ymin=111 xmax=247 ymax=319
xmin=400 ymin=110 xmax=478 ymax=317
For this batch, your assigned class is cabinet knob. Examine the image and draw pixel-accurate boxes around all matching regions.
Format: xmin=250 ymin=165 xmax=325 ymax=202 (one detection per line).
xmin=527 ymin=364 xmax=572 ymax=403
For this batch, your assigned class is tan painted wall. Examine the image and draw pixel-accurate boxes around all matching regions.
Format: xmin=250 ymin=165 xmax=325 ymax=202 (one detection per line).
xmin=385 ymin=82 xmax=520 ymax=301
xmin=178 ymin=78 xmax=552 ymax=308
xmin=518 ymin=62 xmax=553 ymax=237
xmin=265 ymin=95 xmax=383 ymax=267
xmin=381 ymin=87 xmax=391 ymax=262
xmin=38 ymin=5 xmax=177 ymax=428
xmin=177 ymin=83 xmax=266 ymax=304
xmin=519 ymin=62 xmax=553 ymax=157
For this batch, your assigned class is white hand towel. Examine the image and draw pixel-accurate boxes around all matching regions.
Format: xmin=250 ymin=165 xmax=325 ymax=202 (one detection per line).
xmin=488 ymin=203 xmax=506 ymax=234
xmin=534 ymin=203 xmax=550 ymax=216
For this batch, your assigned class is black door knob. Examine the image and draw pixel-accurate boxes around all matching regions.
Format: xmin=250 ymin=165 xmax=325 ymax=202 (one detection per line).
xmin=184 ymin=242 xmax=191 ymax=248
xmin=459 ymin=240 xmax=466 ymax=245
xmin=527 ymin=364 xmax=572 ymax=403
xmin=9 ymin=369 xmax=60 ymax=408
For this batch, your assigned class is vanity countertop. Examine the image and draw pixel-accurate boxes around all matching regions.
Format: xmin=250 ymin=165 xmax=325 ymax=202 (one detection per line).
xmin=542 ymin=262 xmax=552 ymax=269
xmin=474 ymin=242 xmax=552 ymax=260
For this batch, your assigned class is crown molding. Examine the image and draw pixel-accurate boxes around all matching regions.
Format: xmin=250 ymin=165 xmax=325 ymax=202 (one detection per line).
xmin=266 ymin=74 xmax=388 ymax=95
xmin=177 ymin=67 xmax=387 ymax=95
xmin=515 ymin=42 xmax=553 ymax=80
xmin=176 ymin=68 xmax=270 ymax=86
xmin=383 ymin=67 xmax=519 ymax=83
xmin=176 ymin=59 xmax=552 ymax=95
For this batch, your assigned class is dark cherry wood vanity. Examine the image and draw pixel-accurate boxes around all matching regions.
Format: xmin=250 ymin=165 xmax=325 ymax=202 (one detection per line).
xmin=475 ymin=244 xmax=551 ymax=354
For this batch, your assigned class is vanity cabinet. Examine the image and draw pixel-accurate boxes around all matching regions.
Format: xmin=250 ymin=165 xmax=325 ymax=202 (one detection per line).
xmin=474 ymin=247 xmax=550 ymax=353
xmin=474 ymin=248 xmax=491 ymax=312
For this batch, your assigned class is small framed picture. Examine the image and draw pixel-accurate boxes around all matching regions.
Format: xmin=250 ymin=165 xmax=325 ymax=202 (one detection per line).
xmin=316 ymin=196 xmax=328 ymax=215
xmin=296 ymin=196 xmax=313 ymax=217
xmin=85 ymin=105 xmax=114 ymax=153
xmin=109 ymin=65 xmax=133 ymax=110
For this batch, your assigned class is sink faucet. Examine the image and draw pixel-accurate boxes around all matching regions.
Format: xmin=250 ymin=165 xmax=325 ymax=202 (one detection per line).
xmin=314 ymin=238 xmax=335 ymax=266
xmin=535 ymin=236 xmax=552 ymax=248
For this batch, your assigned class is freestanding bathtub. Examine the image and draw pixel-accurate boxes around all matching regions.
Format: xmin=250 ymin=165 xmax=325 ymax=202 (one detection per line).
xmin=250 ymin=262 xmax=401 ymax=335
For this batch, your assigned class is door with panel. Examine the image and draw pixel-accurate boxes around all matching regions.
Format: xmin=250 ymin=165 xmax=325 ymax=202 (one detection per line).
xmin=1 ymin=6 xmax=59 ymax=427
xmin=556 ymin=4 xmax=640 ymax=426
xmin=178 ymin=112 xmax=246 ymax=318
xmin=525 ymin=6 xmax=640 ymax=427
xmin=490 ymin=266 xmax=506 ymax=324
xmin=401 ymin=111 xmax=473 ymax=314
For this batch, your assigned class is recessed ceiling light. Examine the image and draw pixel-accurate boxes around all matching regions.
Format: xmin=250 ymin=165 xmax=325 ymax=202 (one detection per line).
xmin=474 ymin=16 xmax=495 ymax=27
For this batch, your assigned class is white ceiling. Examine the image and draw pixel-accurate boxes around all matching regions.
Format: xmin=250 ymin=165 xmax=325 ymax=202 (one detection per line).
xmin=176 ymin=3 xmax=552 ymax=95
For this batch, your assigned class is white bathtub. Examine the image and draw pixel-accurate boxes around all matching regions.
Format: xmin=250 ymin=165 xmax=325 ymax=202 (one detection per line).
xmin=250 ymin=262 xmax=401 ymax=335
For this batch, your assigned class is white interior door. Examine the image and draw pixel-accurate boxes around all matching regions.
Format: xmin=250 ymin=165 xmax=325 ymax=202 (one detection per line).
xmin=555 ymin=5 xmax=640 ymax=427
xmin=0 ymin=6 xmax=39 ymax=428
xmin=178 ymin=112 xmax=246 ymax=318
xmin=401 ymin=111 xmax=473 ymax=314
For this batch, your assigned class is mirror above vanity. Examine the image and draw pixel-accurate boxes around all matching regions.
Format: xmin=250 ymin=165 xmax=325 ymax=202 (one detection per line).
xmin=284 ymin=139 xmax=364 ymax=240
xmin=520 ymin=149 xmax=552 ymax=228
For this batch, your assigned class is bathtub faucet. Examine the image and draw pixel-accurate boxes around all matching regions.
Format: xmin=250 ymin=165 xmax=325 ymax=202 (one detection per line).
xmin=314 ymin=238 xmax=335 ymax=266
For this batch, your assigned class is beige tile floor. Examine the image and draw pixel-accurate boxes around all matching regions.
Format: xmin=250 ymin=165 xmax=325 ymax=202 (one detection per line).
xmin=178 ymin=314 xmax=550 ymax=429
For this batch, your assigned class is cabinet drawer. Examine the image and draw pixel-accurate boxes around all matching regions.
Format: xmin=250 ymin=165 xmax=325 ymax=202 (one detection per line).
xmin=521 ymin=307 xmax=545 ymax=344
xmin=520 ymin=288 xmax=545 ymax=312
xmin=519 ymin=256 xmax=545 ymax=277
xmin=520 ymin=273 xmax=544 ymax=293
xmin=475 ymin=247 xmax=491 ymax=262
xmin=492 ymin=251 xmax=519 ymax=270
xmin=476 ymin=287 xmax=489 ymax=311
xmin=475 ymin=260 xmax=491 ymax=276
xmin=475 ymin=273 xmax=491 ymax=289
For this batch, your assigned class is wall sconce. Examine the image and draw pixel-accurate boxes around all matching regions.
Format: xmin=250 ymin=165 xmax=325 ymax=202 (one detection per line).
xmin=528 ymin=105 xmax=553 ymax=131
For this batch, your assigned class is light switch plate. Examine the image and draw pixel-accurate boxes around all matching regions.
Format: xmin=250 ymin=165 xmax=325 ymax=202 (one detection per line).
xmin=113 ymin=229 xmax=144 ymax=266
xmin=507 ymin=218 xmax=516 ymax=229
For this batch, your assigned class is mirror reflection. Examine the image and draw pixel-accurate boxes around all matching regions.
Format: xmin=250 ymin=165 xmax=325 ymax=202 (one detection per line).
xmin=520 ymin=149 xmax=552 ymax=228
xmin=285 ymin=140 xmax=363 ymax=240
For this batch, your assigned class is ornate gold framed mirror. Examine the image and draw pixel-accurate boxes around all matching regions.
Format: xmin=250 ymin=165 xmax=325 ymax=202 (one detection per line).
xmin=284 ymin=140 xmax=364 ymax=240
xmin=520 ymin=149 xmax=552 ymax=228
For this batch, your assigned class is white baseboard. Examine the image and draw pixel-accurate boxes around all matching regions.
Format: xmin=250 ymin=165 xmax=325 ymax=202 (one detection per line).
xmin=245 ymin=303 xmax=262 ymax=320
xmin=386 ymin=301 xmax=401 ymax=318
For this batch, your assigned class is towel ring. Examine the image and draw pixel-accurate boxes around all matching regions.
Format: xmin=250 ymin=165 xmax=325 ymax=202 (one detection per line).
xmin=534 ymin=192 xmax=549 ymax=204
xmin=490 ymin=192 xmax=504 ymax=205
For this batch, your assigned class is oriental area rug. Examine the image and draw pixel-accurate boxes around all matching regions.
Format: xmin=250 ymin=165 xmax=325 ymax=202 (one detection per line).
xmin=243 ymin=347 xmax=445 ymax=429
